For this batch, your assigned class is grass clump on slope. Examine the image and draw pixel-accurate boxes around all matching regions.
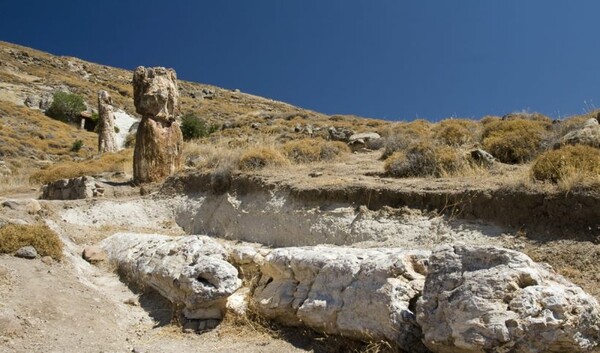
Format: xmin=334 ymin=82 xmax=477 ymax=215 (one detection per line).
xmin=530 ymin=145 xmax=600 ymax=189
xmin=0 ymin=224 xmax=63 ymax=260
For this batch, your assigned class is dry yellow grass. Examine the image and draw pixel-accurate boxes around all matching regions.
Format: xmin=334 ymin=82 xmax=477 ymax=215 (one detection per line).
xmin=433 ymin=119 xmax=481 ymax=147
xmin=530 ymin=145 xmax=600 ymax=190
xmin=0 ymin=224 xmax=63 ymax=260
xmin=238 ymin=147 xmax=289 ymax=171
xmin=29 ymin=149 xmax=133 ymax=185
xmin=482 ymin=119 xmax=550 ymax=164
xmin=384 ymin=142 xmax=470 ymax=178
xmin=282 ymin=138 xmax=350 ymax=163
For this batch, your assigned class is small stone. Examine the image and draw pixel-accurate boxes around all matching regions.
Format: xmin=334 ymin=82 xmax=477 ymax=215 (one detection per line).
xmin=308 ymin=171 xmax=323 ymax=178
xmin=124 ymin=297 xmax=140 ymax=306
xmin=41 ymin=256 xmax=53 ymax=265
xmin=15 ymin=246 xmax=37 ymax=259
xmin=82 ymin=246 xmax=107 ymax=264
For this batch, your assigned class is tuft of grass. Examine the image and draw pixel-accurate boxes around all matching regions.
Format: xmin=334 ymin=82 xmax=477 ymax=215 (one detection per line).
xmin=381 ymin=120 xmax=433 ymax=159
xmin=29 ymin=149 xmax=133 ymax=185
xmin=238 ymin=147 xmax=289 ymax=171
xmin=433 ymin=119 xmax=480 ymax=147
xmin=0 ymin=224 xmax=63 ymax=260
xmin=482 ymin=119 xmax=550 ymax=164
xmin=384 ymin=142 xmax=469 ymax=178
xmin=530 ymin=145 xmax=600 ymax=189
xmin=282 ymin=138 xmax=350 ymax=163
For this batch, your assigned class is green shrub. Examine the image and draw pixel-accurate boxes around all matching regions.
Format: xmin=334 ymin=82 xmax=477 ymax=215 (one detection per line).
xmin=71 ymin=139 xmax=83 ymax=152
xmin=180 ymin=113 xmax=218 ymax=141
xmin=384 ymin=142 xmax=468 ymax=177
xmin=530 ymin=145 xmax=600 ymax=184
xmin=482 ymin=120 xmax=549 ymax=164
xmin=45 ymin=91 xmax=86 ymax=123
xmin=0 ymin=224 xmax=63 ymax=260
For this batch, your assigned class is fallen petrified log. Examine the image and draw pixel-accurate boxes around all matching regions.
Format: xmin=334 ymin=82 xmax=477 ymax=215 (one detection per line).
xmin=234 ymin=246 xmax=432 ymax=353
xmin=100 ymin=233 xmax=600 ymax=352
xmin=101 ymin=233 xmax=241 ymax=320
xmin=417 ymin=245 xmax=600 ymax=353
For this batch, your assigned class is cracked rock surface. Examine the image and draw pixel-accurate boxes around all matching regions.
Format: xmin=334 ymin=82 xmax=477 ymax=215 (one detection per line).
xmin=101 ymin=233 xmax=241 ymax=320
xmin=250 ymin=246 xmax=431 ymax=352
xmin=416 ymin=245 xmax=600 ymax=353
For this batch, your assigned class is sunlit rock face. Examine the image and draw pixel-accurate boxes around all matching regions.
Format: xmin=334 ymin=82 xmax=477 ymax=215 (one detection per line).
xmin=97 ymin=90 xmax=117 ymax=153
xmin=132 ymin=66 xmax=183 ymax=183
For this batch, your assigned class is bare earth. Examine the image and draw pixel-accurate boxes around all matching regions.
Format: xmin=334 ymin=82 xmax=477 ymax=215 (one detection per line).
xmin=1 ymin=151 xmax=599 ymax=353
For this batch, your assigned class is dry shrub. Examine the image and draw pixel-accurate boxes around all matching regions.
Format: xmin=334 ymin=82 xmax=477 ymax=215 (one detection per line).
xmin=384 ymin=142 xmax=468 ymax=177
xmin=183 ymin=141 xmax=241 ymax=171
xmin=238 ymin=147 xmax=289 ymax=171
xmin=29 ymin=149 xmax=133 ymax=185
xmin=502 ymin=111 xmax=552 ymax=123
xmin=282 ymin=138 xmax=350 ymax=163
xmin=382 ymin=120 xmax=433 ymax=159
xmin=480 ymin=115 xmax=501 ymax=125
xmin=482 ymin=120 xmax=549 ymax=164
xmin=0 ymin=224 xmax=63 ymax=260
xmin=530 ymin=145 xmax=600 ymax=188
xmin=434 ymin=119 xmax=480 ymax=146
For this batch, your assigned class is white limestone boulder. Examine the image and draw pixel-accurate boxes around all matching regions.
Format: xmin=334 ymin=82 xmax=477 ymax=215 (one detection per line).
xmin=252 ymin=246 xmax=431 ymax=352
xmin=101 ymin=233 xmax=241 ymax=320
xmin=417 ymin=245 xmax=600 ymax=353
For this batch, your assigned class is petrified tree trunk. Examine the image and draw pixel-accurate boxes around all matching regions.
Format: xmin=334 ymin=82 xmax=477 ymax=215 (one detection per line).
xmin=132 ymin=66 xmax=183 ymax=183
xmin=97 ymin=90 xmax=118 ymax=153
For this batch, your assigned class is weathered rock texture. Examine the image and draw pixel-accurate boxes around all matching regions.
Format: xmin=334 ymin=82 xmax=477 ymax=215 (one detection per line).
xmin=132 ymin=66 xmax=183 ymax=183
xmin=97 ymin=90 xmax=118 ymax=153
xmin=42 ymin=176 xmax=104 ymax=200
xmin=101 ymin=233 xmax=241 ymax=320
xmin=417 ymin=245 xmax=600 ymax=353
xmin=558 ymin=118 xmax=600 ymax=148
xmin=246 ymin=246 xmax=431 ymax=352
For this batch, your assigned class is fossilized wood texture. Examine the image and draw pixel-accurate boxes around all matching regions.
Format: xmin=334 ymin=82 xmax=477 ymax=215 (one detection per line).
xmin=132 ymin=66 xmax=183 ymax=183
xmin=416 ymin=245 xmax=600 ymax=353
xmin=242 ymin=246 xmax=432 ymax=353
xmin=97 ymin=90 xmax=117 ymax=153
xmin=101 ymin=233 xmax=241 ymax=320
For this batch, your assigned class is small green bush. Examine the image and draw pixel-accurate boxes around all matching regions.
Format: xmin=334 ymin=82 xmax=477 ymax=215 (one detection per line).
xmin=45 ymin=91 xmax=86 ymax=123
xmin=0 ymin=224 xmax=63 ymax=260
xmin=180 ymin=113 xmax=218 ymax=141
xmin=71 ymin=139 xmax=83 ymax=152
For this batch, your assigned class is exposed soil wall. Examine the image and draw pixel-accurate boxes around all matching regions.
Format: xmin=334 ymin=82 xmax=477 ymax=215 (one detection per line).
xmin=164 ymin=172 xmax=600 ymax=241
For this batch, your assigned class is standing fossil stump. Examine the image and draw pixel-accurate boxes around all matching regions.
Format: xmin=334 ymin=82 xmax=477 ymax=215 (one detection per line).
xmin=132 ymin=66 xmax=183 ymax=183
xmin=97 ymin=90 xmax=118 ymax=153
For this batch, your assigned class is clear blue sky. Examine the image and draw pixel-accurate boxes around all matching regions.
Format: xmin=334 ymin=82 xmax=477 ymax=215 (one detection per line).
xmin=1 ymin=1 xmax=600 ymax=121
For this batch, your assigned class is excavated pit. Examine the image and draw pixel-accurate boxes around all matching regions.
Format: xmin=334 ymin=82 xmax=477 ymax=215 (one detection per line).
xmin=49 ymin=172 xmax=600 ymax=352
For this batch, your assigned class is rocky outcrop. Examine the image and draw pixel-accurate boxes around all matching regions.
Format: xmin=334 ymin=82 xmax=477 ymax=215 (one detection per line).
xmin=97 ymin=90 xmax=117 ymax=153
xmin=558 ymin=118 xmax=600 ymax=148
xmin=42 ymin=176 xmax=104 ymax=200
xmin=417 ymin=245 xmax=600 ymax=353
xmin=348 ymin=132 xmax=383 ymax=151
xmin=101 ymin=233 xmax=241 ymax=320
xmin=247 ymin=246 xmax=431 ymax=352
xmin=132 ymin=66 xmax=183 ymax=184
